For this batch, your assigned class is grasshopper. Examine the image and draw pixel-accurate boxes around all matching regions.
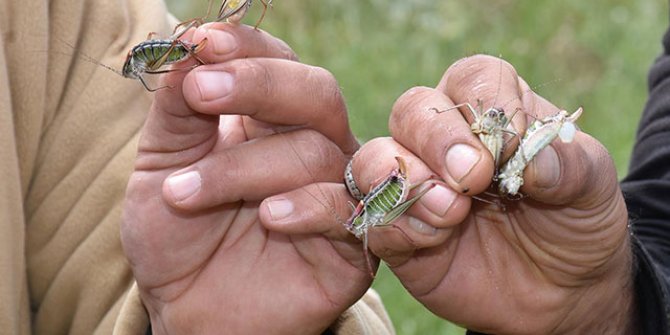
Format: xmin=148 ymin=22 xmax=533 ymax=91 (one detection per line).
xmin=53 ymin=9 xmax=212 ymax=92
xmin=497 ymin=107 xmax=583 ymax=196
xmin=345 ymin=156 xmax=435 ymax=276
xmin=120 ymin=20 xmax=209 ymax=91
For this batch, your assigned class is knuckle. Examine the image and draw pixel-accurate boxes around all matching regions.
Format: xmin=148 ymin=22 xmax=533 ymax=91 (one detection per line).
xmin=358 ymin=137 xmax=395 ymax=158
xmin=275 ymin=38 xmax=299 ymax=61
xmin=389 ymin=87 xmax=448 ymax=138
xmin=292 ymin=129 xmax=345 ymax=177
xmin=306 ymin=65 xmax=347 ymax=120
xmin=309 ymin=66 xmax=341 ymax=100
xmin=238 ymin=58 xmax=274 ymax=100
xmin=445 ymin=54 xmax=519 ymax=101
xmin=212 ymin=150 xmax=243 ymax=188
xmin=392 ymin=86 xmax=434 ymax=115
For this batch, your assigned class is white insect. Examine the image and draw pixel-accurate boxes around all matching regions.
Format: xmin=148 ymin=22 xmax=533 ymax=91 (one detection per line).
xmin=432 ymin=100 xmax=520 ymax=168
xmin=497 ymin=107 xmax=583 ymax=196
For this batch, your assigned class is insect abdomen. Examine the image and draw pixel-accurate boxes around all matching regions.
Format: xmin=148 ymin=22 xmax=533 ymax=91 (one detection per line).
xmin=133 ymin=40 xmax=191 ymax=69
xmin=364 ymin=177 xmax=405 ymax=216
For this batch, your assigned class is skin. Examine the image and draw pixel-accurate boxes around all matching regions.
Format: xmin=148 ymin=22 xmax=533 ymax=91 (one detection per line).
xmin=264 ymin=55 xmax=634 ymax=334
xmin=121 ymin=22 xmax=371 ymax=335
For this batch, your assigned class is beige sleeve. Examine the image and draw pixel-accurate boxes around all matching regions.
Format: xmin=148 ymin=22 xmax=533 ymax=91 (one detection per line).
xmin=0 ymin=0 xmax=169 ymax=334
xmin=0 ymin=0 xmax=395 ymax=334
xmin=113 ymin=283 xmax=149 ymax=335
xmin=112 ymin=287 xmax=396 ymax=335
xmin=330 ymin=289 xmax=396 ymax=335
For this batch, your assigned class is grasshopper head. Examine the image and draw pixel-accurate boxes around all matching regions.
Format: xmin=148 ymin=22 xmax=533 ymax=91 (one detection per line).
xmin=121 ymin=50 xmax=139 ymax=79
xmin=480 ymin=108 xmax=508 ymax=132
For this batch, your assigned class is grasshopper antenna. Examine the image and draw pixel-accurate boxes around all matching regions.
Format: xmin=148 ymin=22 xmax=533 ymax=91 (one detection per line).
xmin=50 ymin=35 xmax=123 ymax=77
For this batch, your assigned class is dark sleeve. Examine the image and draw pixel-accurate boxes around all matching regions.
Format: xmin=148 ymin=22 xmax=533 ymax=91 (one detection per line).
xmin=619 ymin=22 xmax=670 ymax=334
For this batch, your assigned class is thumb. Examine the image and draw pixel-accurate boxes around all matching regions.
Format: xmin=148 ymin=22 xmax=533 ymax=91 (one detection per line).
xmin=518 ymin=131 xmax=620 ymax=209
xmin=135 ymin=28 xmax=220 ymax=170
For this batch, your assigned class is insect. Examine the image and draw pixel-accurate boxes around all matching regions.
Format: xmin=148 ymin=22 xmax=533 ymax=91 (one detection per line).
xmin=345 ymin=156 xmax=435 ymax=276
xmin=431 ymin=100 xmax=521 ymax=169
xmin=497 ymin=107 xmax=583 ymax=196
xmin=56 ymin=19 xmax=208 ymax=92
xmin=121 ymin=20 xmax=208 ymax=91
xmin=217 ymin=0 xmax=272 ymax=29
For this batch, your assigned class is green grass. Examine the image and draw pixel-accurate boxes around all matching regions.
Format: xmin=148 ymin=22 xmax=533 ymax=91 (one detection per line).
xmin=166 ymin=1 xmax=668 ymax=334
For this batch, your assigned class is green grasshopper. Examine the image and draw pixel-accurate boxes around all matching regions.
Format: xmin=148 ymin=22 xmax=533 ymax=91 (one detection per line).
xmin=120 ymin=20 xmax=209 ymax=91
xmin=54 ymin=18 xmax=208 ymax=92
xmin=345 ymin=156 xmax=435 ymax=276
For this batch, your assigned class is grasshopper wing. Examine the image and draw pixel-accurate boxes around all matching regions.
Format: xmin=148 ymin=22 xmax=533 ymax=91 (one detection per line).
xmin=381 ymin=183 xmax=435 ymax=225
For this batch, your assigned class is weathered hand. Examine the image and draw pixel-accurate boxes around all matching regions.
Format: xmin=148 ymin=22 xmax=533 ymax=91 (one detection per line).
xmin=375 ymin=55 xmax=632 ymax=334
xmin=121 ymin=22 xmax=368 ymax=335
xmin=280 ymin=55 xmax=633 ymax=334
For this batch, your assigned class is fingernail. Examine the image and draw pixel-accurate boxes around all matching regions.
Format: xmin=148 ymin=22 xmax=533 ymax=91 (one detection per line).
xmin=207 ymin=29 xmax=237 ymax=55
xmin=267 ymin=199 xmax=294 ymax=221
xmin=419 ymin=184 xmax=456 ymax=217
xmin=408 ymin=217 xmax=437 ymax=235
xmin=166 ymin=171 xmax=201 ymax=202
xmin=446 ymin=144 xmax=482 ymax=182
xmin=532 ymin=146 xmax=560 ymax=188
xmin=195 ymin=71 xmax=234 ymax=101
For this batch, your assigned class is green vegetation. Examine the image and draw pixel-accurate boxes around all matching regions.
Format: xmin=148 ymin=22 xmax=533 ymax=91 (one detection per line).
xmin=166 ymin=1 xmax=668 ymax=334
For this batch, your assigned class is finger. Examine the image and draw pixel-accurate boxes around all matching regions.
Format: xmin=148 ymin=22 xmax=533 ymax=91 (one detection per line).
xmin=389 ymin=86 xmax=495 ymax=195
xmin=136 ymin=22 xmax=301 ymax=167
xmin=521 ymin=129 xmax=620 ymax=208
xmin=438 ymin=54 xmax=531 ymax=162
xmin=162 ymin=129 xmax=347 ymax=210
xmin=133 ymin=28 xmax=221 ymax=170
xmin=260 ymin=183 xmax=354 ymax=240
xmin=348 ymin=138 xmax=471 ymax=261
xmin=182 ymin=58 xmax=358 ymax=154
xmin=259 ymin=183 xmax=378 ymax=274
xmin=217 ymin=115 xmax=249 ymax=147
xmin=191 ymin=22 xmax=298 ymax=63
xmin=150 ymin=21 xmax=297 ymax=122
xmin=485 ymin=82 xmax=604 ymax=206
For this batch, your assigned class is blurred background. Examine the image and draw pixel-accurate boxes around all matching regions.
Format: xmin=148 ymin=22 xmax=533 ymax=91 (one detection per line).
xmin=166 ymin=1 xmax=668 ymax=334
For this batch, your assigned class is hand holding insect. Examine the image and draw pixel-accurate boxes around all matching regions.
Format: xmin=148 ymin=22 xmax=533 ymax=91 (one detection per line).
xmin=346 ymin=55 xmax=633 ymax=334
xmin=121 ymin=22 xmax=372 ymax=334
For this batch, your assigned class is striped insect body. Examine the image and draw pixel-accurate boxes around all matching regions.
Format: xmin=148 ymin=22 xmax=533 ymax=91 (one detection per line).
xmin=346 ymin=167 xmax=410 ymax=239
xmin=121 ymin=37 xmax=205 ymax=83
xmin=344 ymin=157 xmax=434 ymax=276
xmin=119 ymin=21 xmax=208 ymax=91
xmin=286 ymin=152 xmax=432 ymax=277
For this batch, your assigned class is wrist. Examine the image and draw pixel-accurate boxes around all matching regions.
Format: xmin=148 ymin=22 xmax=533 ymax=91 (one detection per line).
xmin=556 ymin=236 xmax=636 ymax=334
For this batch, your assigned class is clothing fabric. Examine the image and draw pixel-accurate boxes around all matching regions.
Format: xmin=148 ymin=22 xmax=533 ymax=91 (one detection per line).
xmin=620 ymin=20 xmax=670 ymax=335
xmin=0 ymin=0 xmax=393 ymax=334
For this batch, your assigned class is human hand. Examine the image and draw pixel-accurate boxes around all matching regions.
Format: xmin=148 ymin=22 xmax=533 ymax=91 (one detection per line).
xmin=289 ymin=55 xmax=633 ymax=334
xmin=121 ymin=22 xmax=369 ymax=335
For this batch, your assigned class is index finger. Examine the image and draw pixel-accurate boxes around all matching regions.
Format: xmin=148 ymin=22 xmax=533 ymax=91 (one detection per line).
xmin=439 ymin=55 xmax=531 ymax=161
xmin=182 ymin=58 xmax=358 ymax=155
xmin=136 ymin=23 xmax=309 ymax=166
